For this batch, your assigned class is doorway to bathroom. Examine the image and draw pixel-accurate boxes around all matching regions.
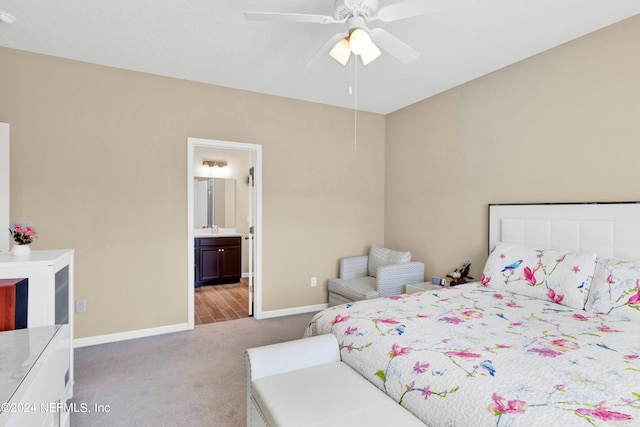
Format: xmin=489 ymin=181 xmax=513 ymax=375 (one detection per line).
xmin=187 ymin=137 xmax=262 ymax=328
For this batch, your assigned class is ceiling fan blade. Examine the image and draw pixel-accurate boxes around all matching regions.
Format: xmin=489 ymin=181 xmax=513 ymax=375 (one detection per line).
xmin=369 ymin=28 xmax=420 ymax=63
xmin=245 ymin=12 xmax=339 ymax=24
xmin=305 ymin=32 xmax=348 ymax=67
xmin=376 ymin=0 xmax=471 ymax=22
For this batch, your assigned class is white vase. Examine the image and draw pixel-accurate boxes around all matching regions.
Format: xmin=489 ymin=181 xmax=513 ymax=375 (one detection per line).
xmin=11 ymin=244 xmax=31 ymax=256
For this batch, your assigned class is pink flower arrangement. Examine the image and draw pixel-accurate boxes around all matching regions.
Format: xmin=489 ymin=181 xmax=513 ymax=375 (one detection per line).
xmin=9 ymin=224 xmax=37 ymax=245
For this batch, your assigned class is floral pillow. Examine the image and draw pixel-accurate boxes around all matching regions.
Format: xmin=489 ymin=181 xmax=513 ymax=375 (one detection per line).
xmin=584 ymin=257 xmax=640 ymax=321
xmin=481 ymin=242 xmax=597 ymax=310
xmin=368 ymin=244 xmax=411 ymax=277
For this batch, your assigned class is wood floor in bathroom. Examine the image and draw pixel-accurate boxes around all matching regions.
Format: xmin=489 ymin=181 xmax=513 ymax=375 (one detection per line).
xmin=194 ymin=278 xmax=250 ymax=325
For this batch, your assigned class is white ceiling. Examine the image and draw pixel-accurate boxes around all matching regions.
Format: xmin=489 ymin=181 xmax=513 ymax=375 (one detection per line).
xmin=0 ymin=0 xmax=638 ymax=114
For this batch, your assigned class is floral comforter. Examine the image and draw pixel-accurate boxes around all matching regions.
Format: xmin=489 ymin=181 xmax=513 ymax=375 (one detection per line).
xmin=304 ymin=283 xmax=640 ymax=426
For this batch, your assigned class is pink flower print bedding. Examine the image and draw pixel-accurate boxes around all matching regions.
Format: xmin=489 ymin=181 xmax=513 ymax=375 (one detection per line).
xmin=305 ymin=283 xmax=640 ymax=426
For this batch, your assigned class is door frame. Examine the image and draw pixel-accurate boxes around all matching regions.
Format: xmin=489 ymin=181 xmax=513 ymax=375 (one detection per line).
xmin=1 ymin=123 xmax=9 ymax=253
xmin=187 ymin=137 xmax=263 ymax=327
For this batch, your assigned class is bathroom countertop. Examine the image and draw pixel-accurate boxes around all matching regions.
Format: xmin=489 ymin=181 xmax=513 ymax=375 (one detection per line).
xmin=194 ymin=229 xmax=243 ymax=238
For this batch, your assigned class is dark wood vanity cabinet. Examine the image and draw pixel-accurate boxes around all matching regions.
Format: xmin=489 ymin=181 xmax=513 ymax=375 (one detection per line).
xmin=195 ymin=236 xmax=241 ymax=287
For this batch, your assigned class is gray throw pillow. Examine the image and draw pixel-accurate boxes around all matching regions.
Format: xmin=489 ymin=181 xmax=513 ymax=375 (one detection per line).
xmin=368 ymin=244 xmax=412 ymax=277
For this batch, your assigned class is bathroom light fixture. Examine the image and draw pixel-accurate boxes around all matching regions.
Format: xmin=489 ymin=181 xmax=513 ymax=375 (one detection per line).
xmin=202 ymin=160 xmax=228 ymax=169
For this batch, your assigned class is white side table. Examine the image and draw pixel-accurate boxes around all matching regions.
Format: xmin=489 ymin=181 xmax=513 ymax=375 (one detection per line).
xmin=406 ymin=282 xmax=449 ymax=293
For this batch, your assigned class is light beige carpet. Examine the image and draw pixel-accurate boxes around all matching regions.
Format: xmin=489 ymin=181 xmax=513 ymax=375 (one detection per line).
xmin=70 ymin=313 xmax=315 ymax=426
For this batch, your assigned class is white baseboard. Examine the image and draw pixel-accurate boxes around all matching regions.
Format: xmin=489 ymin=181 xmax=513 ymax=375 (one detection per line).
xmin=256 ymin=303 xmax=328 ymax=319
xmin=73 ymin=322 xmax=191 ymax=348
xmin=74 ymin=303 xmax=327 ymax=347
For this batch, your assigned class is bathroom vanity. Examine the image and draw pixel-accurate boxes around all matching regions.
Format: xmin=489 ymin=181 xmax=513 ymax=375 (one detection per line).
xmin=194 ymin=234 xmax=242 ymax=287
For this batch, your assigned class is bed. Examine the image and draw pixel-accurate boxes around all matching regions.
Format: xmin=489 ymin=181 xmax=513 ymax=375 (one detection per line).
xmin=304 ymin=202 xmax=640 ymax=426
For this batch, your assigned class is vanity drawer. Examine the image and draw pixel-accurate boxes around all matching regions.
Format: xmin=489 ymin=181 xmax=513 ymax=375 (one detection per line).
xmin=198 ymin=236 xmax=240 ymax=247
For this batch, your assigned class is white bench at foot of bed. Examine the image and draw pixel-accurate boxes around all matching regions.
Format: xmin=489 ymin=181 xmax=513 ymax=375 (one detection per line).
xmin=245 ymin=334 xmax=424 ymax=427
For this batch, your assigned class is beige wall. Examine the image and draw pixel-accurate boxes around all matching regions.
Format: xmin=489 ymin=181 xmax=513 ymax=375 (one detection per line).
xmin=0 ymin=47 xmax=385 ymax=339
xmin=385 ymin=15 xmax=640 ymax=283
xmin=3 ymin=14 xmax=638 ymax=340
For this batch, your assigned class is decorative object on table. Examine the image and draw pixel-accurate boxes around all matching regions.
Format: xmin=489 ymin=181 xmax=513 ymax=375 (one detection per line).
xmin=9 ymin=223 xmax=37 ymax=256
xmin=447 ymin=262 xmax=473 ymax=286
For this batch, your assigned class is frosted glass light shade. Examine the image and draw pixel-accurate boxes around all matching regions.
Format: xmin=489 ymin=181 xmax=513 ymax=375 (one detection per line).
xmin=360 ymin=42 xmax=381 ymax=65
xmin=349 ymin=28 xmax=371 ymax=55
xmin=329 ymin=38 xmax=351 ymax=65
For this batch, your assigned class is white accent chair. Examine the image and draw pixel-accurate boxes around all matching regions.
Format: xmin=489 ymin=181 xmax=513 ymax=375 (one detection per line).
xmin=327 ymin=245 xmax=425 ymax=306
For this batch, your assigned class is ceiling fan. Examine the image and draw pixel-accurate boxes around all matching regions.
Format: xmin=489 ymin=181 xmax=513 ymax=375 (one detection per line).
xmin=245 ymin=0 xmax=462 ymax=66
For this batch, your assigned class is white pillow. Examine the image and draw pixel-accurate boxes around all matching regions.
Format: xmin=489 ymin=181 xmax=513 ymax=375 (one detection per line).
xmin=585 ymin=257 xmax=640 ymax=321
xmin=368 ymin=245 xmax=411 ymax=277
xmin=481 ymin=242 xmax=597 ymax=310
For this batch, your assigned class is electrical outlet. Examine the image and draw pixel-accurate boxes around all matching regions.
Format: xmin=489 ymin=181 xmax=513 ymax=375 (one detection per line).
xmin=76 ymin=300 xmax=86 ymax=313
xmin=311 ymin=276 xmax=317 ymax=287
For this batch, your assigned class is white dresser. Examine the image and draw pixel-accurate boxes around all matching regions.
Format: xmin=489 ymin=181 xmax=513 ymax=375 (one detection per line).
xmin=0 ymin=250 xmax=74 ymax=426
xmin=0 ymin=325 xmax=71 ymax=426
xmin=0 ymin=250 xmax=74 ymax=328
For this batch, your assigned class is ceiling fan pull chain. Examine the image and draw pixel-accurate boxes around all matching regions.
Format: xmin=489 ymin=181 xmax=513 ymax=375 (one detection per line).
xmin=354 ymin=57 xmax=358 ymax=151
xmin=348 ymin=56 xmax=353 ymax=95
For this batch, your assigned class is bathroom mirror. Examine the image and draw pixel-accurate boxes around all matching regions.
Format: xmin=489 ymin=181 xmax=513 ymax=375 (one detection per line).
xmin=194 ymin=177 xmax=236 ymax=228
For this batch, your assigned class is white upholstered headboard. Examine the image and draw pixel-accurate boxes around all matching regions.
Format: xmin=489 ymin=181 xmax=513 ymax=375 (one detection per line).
xmin=489 ymin=203 xmax=640 ymax=259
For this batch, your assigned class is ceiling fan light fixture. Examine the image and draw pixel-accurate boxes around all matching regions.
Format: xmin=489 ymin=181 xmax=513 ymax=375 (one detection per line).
xmin=329 ymin=38 xmax=351 ymax=65
xmin=348 ymin=28 xmax=371 ymax=55
xmin=360 ymin=42 xmax=381 ymax=65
